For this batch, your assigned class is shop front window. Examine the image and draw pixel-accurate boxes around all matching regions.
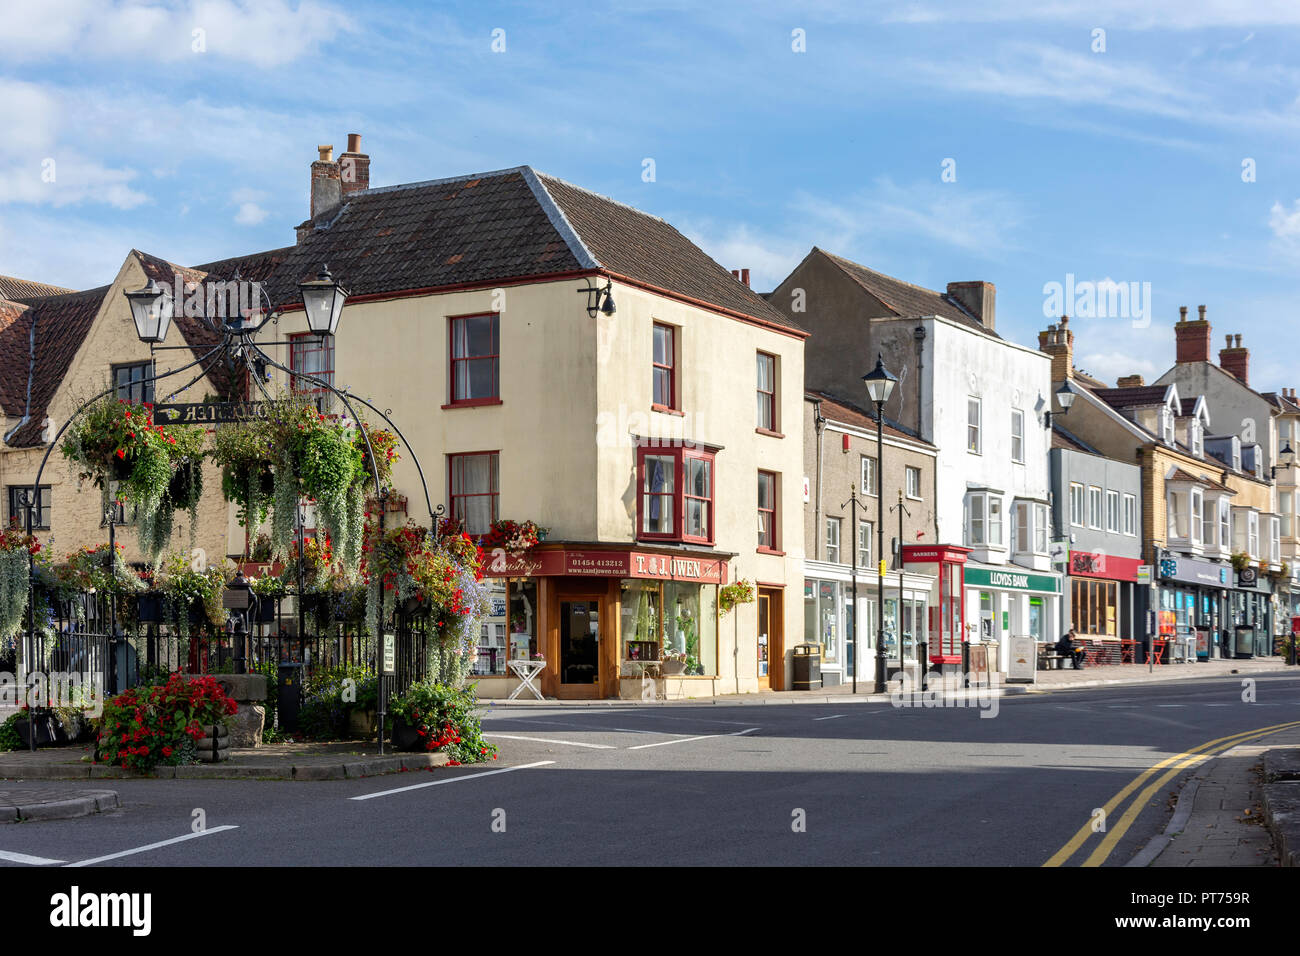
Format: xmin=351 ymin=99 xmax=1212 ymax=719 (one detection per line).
xmin=620 ymin=579 xmax=717 ymax=675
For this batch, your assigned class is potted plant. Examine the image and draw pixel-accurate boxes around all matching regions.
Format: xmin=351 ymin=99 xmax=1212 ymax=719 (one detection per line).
xmin=248 ymin=574 xmax=288 ymax=623
xmin=388 ymin=680 xmax=497 ymax=763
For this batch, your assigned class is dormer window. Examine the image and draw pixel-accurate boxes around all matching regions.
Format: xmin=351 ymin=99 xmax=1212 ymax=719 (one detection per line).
xmin=1160 ymin=406 xmax=1175 ymax=445
xmin=1190 ymin=419 xmax=1203 ymax=457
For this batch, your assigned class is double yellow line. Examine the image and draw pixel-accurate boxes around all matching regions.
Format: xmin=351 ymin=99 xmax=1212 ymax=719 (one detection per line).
xmin=1044 ymin=720 xmax=1300 ymax=867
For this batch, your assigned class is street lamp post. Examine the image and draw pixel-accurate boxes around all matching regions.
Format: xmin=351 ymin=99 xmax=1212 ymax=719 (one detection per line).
xmin=863 ymin=354 xmax=897 ymax=695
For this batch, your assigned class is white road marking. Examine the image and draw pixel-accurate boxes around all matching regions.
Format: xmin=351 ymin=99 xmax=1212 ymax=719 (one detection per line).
xmin=483 ymin=733 xmax=614 ymax=749
xmin=1155 ymin=704 xmax=1185 ymax=708
xmin=627 ymin=728 xmax=758 ymax=750
xmin=813 ymin=714 xmax=848 ymax=721
xmin=65 ymin=826 xmax=239 ymax=867
xmin=349 ymin=760 xmax=556 ymax=801
xmin=0 ymin=849 xmax=65 ymax=866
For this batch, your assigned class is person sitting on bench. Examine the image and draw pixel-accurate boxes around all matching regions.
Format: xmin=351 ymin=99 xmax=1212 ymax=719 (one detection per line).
xmin=1056 ymin=628 xmax=1086 ymax=670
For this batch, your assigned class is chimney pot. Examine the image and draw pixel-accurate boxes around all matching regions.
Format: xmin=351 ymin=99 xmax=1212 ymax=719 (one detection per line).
xmin=338 ymin=132 xmax=371 ymax=197
xmin=1179 ymin=306 xmax=1188 ymax=322
xmin=731 ymin=270 xmax=739 ymax=279
xmin=1235 ymin=333 xmax=1242 ymax=348
xmin=741 ymin=268 xmax=750 ymax=287
xmin=309 ymin=143 xmax=342 ymax=220
xmin=1038 ymin=314 xmax=1073 ymax=381
xmin=318 ymin=144 xmax=333 ymax=162
xmin=1198 ymin=304 xmax=1207 ymax=321
xmin=1219 ymin=332 xmax=1250 ymax=385
xmin=1226 ymin=334 xmax=1233 ymax=347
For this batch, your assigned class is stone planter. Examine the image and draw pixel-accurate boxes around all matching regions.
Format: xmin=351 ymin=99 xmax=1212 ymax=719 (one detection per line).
xmin=194 ymin=724 xmax=231 ymax=762
xmin=347 ymin=708 xmax=376 ymax=739
xmin=210 ymin=673 xmax=267 ymax=748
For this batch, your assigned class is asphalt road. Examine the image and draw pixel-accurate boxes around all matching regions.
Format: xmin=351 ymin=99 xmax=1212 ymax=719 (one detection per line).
xmin=2 ymin=673 xmax=1298 ymax=867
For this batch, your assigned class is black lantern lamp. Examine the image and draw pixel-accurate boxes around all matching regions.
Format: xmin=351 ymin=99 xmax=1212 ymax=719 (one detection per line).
xmin=299 ymin=265 xmax=349 ymax=336
xmin=578 ymin=277 xmax=616 ymax=318
xmin=125 ymin=278 xmax=174 ymax=344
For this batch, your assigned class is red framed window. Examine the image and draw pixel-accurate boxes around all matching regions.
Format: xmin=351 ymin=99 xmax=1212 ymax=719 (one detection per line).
xmin=636 ymin=444 xmax=714 ymax=544
xmin=757 ymin=470 xmax=778 ymax=550
xmin=290 ymin=333 xmax=334 ymax=410
xmin=652 ymin=323 xmax=676 ymax=410
xmin=449 ymin=313 xmax=500 ymax=405
xmin=756 ymin=351 xmax=776 ymax=431
xmin=449 ymin=452 xmax=499 ymax=535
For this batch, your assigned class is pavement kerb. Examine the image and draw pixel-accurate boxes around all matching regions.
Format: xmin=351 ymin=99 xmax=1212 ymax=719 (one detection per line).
xmin=0 ymin=789 xmax=119 ymax=823
xmin=0 ymin=750 xmax=449 ymax=782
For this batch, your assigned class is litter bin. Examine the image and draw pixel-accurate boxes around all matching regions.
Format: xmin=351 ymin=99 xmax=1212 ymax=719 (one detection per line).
xmin=792 ymin=643 xmax=822 ymax=691
xmin=277 ymin=662 xmax=304 ymax=731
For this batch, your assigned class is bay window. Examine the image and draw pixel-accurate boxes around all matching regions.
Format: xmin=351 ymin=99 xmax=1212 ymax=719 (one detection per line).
xmin=1270 ymin=516 xmax=1281 ymax=563
xmin=1220 ymin=499 xmax=1231 ymax=549
xmin=1035 ymin=503 xmax=1049 ymax=553
xmin=966 ymin=492 xmax=1003 ymax=548
xmin=1282 ymin=492 xmax=1293 ymax=538
xmin=1249 ymin=511 xmax=1260 ymax=558
xmin=1190 ymin=489 xmax=1203 ymax=545
xmin=637 ymin=444 xmax=715 ymax=545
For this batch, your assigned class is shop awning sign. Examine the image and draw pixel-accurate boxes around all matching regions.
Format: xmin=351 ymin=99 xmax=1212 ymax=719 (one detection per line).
xmin=963 ymin=566 xmax=1060 ymax=594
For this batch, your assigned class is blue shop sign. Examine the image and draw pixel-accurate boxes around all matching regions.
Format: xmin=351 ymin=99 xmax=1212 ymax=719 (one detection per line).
xmin=1159 ymin=557 xmax=1229 ymax=587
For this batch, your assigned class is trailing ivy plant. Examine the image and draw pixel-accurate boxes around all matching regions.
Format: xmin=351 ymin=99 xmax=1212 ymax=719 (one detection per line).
xmin=0 ymin=524 xmax=40 ymax=646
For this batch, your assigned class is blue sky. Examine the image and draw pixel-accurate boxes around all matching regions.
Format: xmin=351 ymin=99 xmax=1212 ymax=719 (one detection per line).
xmin=4 ymin=0 xmax=1300 ymax=391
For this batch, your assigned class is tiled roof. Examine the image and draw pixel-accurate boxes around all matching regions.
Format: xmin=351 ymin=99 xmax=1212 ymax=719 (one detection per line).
xmin=1263 ymin=391 xmax=1300 ymax=416
xmin=266 ymin=166 xmax=801 ymax=334
xmin=815 ymin=249 xmax=997 ymax=338
xmin=0 ymin=301 xmax=32 ymax=418
xmin=2 ymin=287 xmax=109 ymax=446
xmin=1051 ymin=424 xmax=1098 ymax=455
xmin=537 ymin=174 xmax=800 ymax=332
xmin=0 ymin=275 xmax=74 ymax=301
xmin=806 ymin=390 xmax=933 ymax=446
xmin=1092 ymin=385 xmax=1172 ymax=409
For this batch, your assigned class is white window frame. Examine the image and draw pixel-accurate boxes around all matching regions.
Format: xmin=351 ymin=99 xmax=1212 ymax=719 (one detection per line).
xmin=1190 ymin=489 xmax=1203 ymax=545
xmin=858 ymin=520 xmax=872 ymax=567
xmin=988 ymin=495 xmax=1003 ymax=547
xmin=1035 ymin=503 xmax=1049 ymax=554
xmin=1282 ymin=491 xmax=1293 ymax=539
xmin=1010 ymin=409 xmax=1024 ymax=464
xmin=825 ymin=517 xmax=841 ymax=564
xmin=967 ymin=398 xmax=982 ymax=455
xmin=1123 ymin=493 xmax=1137 ymax=536
xmin=1167 ymin=490 xmax=1184 ymax=539
xmin=1271 ymin=515 xmax=1281 ymax=563
xmin=1106 ymin=490 xmax=1120 ymax=533
xmin=1220 ymin=498 xmax=1231 ymax=549
xmin=1014 ymin=501 xmax=1031 ymax=554
xmin=1248 ymin=510 xmax=1260 ymax=558
xmin=860 ymin=455 xmax=877 ymax=497
xmin=905 ymin=466 xmax=921 ymax=499
xmin=1088 ymin=486 xmax=1102 ymax=530
xmin=1070 ymin=483 xmax=1084 ymax=527
xmin=1201 ymin=496 xmax=1216 ymax=548
xmin=967 ymin=494 xmax=986 ymax=546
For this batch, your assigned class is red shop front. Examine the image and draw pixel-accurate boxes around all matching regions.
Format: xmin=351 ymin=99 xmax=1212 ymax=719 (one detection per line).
xmin=475 ymin=543 xmax=730 ymax=699
xmin=902 ymin=545 xmax=970 ymax=666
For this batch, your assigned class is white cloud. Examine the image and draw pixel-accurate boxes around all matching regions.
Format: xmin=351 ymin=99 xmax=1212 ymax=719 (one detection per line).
xmin=234 ymin=201 xmax=268 ymax=225
xmin=881 ymin=1 xmax=1300 ymax=29
xmin=0 ymin=0 xmax=353 ymax=68
xmin=1268 ymin=199 xmax=1300 ymax=243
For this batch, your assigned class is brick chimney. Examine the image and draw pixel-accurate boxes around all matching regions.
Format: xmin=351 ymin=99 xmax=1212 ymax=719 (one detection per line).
xmin=338 ymin=133 xmax=370 ymax=197
xmin=1220 ymin=332 xmax=1249 ymax=384
xmin=1174 ymin=304 xmax=1211 ymax=364
xmin=1037 ymin=315 xmax=1073 ymax=382
xmin=947 ymin=281 xmax=995 ymax=331
xmin=310 ymin=144 xmax=341 ymax=219
xmin=1116 ymin=374 xmax=1145 ymax=388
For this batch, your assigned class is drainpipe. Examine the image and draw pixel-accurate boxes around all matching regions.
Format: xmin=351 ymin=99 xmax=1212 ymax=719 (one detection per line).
xmin=913 ymin=324 xmax=926 ymax=439
xmin=814 ymin=400 xmax=826 ymax=561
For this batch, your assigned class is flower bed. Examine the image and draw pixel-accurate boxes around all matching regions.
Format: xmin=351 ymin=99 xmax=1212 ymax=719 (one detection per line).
xmin=94 ymin=673 xmax=237 ymax=772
